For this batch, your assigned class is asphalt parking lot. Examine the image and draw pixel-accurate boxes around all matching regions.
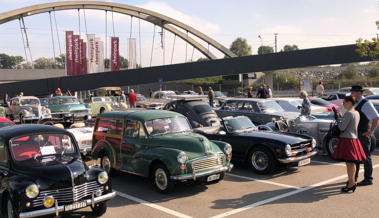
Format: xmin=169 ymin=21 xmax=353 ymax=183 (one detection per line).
xmin=5 ymin=149 xmax=378 ymax=218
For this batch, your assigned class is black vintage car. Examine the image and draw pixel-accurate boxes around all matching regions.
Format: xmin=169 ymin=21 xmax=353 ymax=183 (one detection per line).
xmin=0 ymin=125 xmax=115 ymax=218
xmin=193 ymin=116 xmax=317 ymax=174
xmin=164 ymin=95 xmax=220 ymax=128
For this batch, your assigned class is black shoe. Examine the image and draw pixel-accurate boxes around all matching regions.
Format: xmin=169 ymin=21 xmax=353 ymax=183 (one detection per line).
xmin=341 ymin=184 xmax=356 ymax=193
xmin=357 ymin=180 xmax=373 ymax=186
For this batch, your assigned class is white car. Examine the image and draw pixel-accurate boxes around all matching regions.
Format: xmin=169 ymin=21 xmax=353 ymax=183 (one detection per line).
xmin=318 ymin=92 xmax=345 ymax=106
xmin=273 ymin=98 xmax=327 ymax=114
xmin=338 ymin=87 xmax=379 ymax=96
xmin=151 ymin=90 xmax=176 ymax=104
xmin=66 ymin=125 xmax=93 ymax=155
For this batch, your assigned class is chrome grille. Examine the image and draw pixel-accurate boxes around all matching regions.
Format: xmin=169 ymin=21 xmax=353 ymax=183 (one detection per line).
xmin=291 ymin=142 xmax=311 ymax=150
xmin=192 ymin=156 xmax=223 ymax=172
xmin=33 ymin=181 xmax=102 ymax=207
xmin=33 ymin=111 xmax=40 ymax=117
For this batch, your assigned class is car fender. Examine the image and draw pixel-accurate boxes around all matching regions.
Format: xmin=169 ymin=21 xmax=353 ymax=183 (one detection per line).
xmin=8 ymin=177 xmax=38 ymax=212
xmin=209 ymin=140 xmax=229 ymax=153
xmin=143 ymin=147 xmax=183 ymax=177
xmin=91 ymin=141 xmax=115 ymax=164
xmin=244 ymin=142 xmax=277 ymax=161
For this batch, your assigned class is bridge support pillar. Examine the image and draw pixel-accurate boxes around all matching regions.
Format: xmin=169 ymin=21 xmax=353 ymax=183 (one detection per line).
xmin=264 ymin=71 xmax=274 ymax=88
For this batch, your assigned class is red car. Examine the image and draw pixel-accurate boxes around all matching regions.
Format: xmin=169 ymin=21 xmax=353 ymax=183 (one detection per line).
xmin=309 ymin=97 xmax=339 ymax=112
xmin=0 ymin=117 xmax=15 ymax=128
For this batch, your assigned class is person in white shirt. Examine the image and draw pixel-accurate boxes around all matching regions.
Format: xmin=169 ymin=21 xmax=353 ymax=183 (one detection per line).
xmin=267 ymin=85 xmax=272 ymax=98
xmin=316 ymin=81 xmax=324 ymax=96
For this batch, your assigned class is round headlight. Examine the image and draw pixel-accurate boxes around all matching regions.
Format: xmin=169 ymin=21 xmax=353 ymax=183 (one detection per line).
xmin=98 ymin=171 xmax=109 ymax=184
xmin=224 ymin=144 xmax=232 ymax=155
xmin=43 ymin=196 xmax=55 ymax=208
xmin=311 ymin=139 xmax=317 ymax=149
xmin=41 ymin=106 xmax=45 ymax=111
xmin=25 ymin=184 xmax=39 ymax=198
xmin=177 ymin=152 xmax=188 ymax=164
xmin=285 ymin=144 xmax=291 ymax=156
xmin=28 ymin=107 xmax=33 ymax=112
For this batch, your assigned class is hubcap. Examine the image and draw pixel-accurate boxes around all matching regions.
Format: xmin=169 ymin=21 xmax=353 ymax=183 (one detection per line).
xmin=7 ymin=200 xmax=14 ymax=218
xmin=328 ymin=138 xmax=339 ymax=155
xmin=252 ymin=151 xmax=269 ymax=171
xmin=102 ymin=156 xmax=111 ymax=173
xmin=155 ymin=168 xmax=167 ymax=190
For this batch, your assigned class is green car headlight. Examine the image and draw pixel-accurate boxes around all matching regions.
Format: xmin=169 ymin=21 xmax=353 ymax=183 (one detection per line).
xmin=25 ymin=184 xmax=39 ymax=198
xmin=98 ymin=171 xmax=109 ymax=184
xmin=224 ymin=144 xmax=232 ymax=155
xmin=177 ymin=152 xmax=188 ymax=164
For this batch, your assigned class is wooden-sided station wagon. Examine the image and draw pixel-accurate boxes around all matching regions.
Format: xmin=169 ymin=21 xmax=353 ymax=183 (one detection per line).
xmin=91 ymin=110 xmax=234 ymax=194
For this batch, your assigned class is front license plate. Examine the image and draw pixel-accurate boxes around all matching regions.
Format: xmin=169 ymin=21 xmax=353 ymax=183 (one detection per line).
xmin=298 ymin=158 xmax=311 ymax=166
xmin=64 ymin=201 xmax=87 ymax=211
xmin=207 ymin=174 xmax=220 ymax=182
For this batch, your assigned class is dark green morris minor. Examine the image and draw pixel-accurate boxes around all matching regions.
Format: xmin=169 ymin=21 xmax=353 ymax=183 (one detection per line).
xmin=91 ymin=110 xmax=234 ymax=194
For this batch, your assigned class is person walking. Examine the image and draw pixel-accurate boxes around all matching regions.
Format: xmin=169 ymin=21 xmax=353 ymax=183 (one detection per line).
xmin=298 ymin=90 xmax=311 ymax=116
xmin=350 ymin=85 xmax=379 ymax=186
xmin=208 ymin=87 xmax=215 ymax=107
xmin=316 ymin=82 xmax=324 ymax=96
xmin=267 ymin=85 xmax=272 ymax=98
xmin=248 ymin=87 xmax=254 ymax=98
xmin=198 ymin=86 xmax=204 ymax=95
xmin=128 ymin=89 xmax=137 ymax=108
xmin=120 ymin=91 xmax=126 ymax=103
xmin=332 ymin=96 xmax=367 ymax=192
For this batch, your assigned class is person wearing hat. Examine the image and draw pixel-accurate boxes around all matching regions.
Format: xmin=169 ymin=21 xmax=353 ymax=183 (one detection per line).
xmin=128 ymin=89 xmax=137 ymax=108
xmin=350 ymin=85 xmax=379 ymax=186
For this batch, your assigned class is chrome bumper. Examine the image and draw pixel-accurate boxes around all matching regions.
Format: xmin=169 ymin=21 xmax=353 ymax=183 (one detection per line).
xmin=277 ymin=151 xmax=318 ymax=163
xmin=80 ymin=146 xmax=92 ymax=155
xmin=170 ymin=164 xmax=234 ymax=180
xmin=24 ymin=115 xmax=52 ymax=120
xmin=19 ymin=191 xmax=116 ymax=218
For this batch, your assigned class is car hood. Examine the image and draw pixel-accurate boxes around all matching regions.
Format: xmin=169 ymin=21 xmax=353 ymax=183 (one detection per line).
xmin=240 ymin=130 xmax=311 ymax=145
xmin=15 ymin=156 xmax=87 ymax=189
xmin=149 ymin=132 xmax=221 ymax=158
xmin=65 ymin=103 xmax=89 ymax=110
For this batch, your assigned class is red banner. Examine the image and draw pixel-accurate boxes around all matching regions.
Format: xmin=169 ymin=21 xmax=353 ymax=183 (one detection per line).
xmin=65 ymin=31 xmax=74 ymax=76
xmin=111 ymin=37 xmax=120 ymax=71
xmin=82 ymin=42 xmax=87 ymax=74
xmin=73 ymin=35 xmax=80 ymax=75
xmin=79 ymin=39 xmax=83 ymax=75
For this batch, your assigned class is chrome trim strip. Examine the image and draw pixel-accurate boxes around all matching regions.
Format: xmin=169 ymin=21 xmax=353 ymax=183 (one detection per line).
xmin=170 ymin=164 xmax=234 ymax=180
xmin=277 ymin=151 xmax=318 ymax=163
xmin=19 ymin=192 xmax=116 ymax=218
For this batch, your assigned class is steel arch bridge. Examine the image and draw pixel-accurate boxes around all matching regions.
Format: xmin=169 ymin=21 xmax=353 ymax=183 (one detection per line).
xmin=0 ymin=1 xmax=237 ymax=60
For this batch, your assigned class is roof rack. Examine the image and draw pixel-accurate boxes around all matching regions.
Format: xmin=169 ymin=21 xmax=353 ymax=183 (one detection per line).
xmin=167 ymin=95 xmax=208 ymax=100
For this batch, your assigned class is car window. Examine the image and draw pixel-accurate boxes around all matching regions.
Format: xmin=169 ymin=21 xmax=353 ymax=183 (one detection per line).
xmin=145 ymin=117 xmax=191 ymax=136
xmin=0 ymin=141 xmax=8 ymax=166
xmin=177 ymin=105 xmax=189 ymax=114
xmin=137 ymin=96 xmax=147 ymax=102
xmin=289 ymin=100 xmax=302 ymax=107
xmin=40 ymin=99 xmax=48 ymax=104
xmin=95 ymin=119 xmax=122 ymax=135
xmin=222 ymin=101 xmax=237 ymax=110
xmin=320 ymin=95 xmax=334 ymax=101
xmin=20 ymin=99 xmax=40 ymax=106
xmin=49 ymin=99 xmax=58 ymax=105
xmin=311 ymin=98 xmax=334 ymax=106
xmin=154 ymin=94 xmax=160 ymax=99
xmin=125 ymin=120 xmax=146 ymax=139
xmin=370 ymin=89 xmax=379 ymax=95
xmin=257 ymin=101 xmax=284 ymax=112
xmin=11 ymin=100 xmax=19 ymax=106
xmin=236 ymin=101 xmax=253 ymax=111
xmin=337 ymin=94 xmax=345 ymax=99
xmin=214 ymin=92 xmax=226 ymax=97
xmin=193 ymin=105 xmax=213 ymax=114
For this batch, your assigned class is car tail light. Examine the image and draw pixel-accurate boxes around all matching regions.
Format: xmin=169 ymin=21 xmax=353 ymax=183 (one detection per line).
xmin=327 ymin=108 xmax=332 ymax=112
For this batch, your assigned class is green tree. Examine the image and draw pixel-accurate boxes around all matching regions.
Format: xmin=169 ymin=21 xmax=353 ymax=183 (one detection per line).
xmin=257 ymin=46 xmax=274 ymax=55
xmin=355 ymin=21 xmax=379 ymax=60
xmin=33 ymin=57 xmax=55 ymax=69
xmin=368 ymin=66 xmax=379 ymax=78
xmin=104 ymin=56 xmax=128 ymax=69
xmin=338 ymin=64 xmax=359 ymax=79
xmin=104 ymin=58 xmax=110 ymax=69
xmin=229 ymin=37 xmax=252 ymax=57
xmin=54 ymin=54 xmax=65 ymax=69
xmin=0 ymin=53 xmax=24 ymax=69
xmin=281 ymin=44 xmax=299 ymax=52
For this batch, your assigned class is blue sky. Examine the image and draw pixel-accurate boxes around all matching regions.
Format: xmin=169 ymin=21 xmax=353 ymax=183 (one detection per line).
xmin=0 ymin=0 xmax=378 ymax=66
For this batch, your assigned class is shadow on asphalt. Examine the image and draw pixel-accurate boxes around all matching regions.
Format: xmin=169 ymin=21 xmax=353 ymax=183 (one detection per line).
xmin=210 ymin=182 xmax=345 ymax=210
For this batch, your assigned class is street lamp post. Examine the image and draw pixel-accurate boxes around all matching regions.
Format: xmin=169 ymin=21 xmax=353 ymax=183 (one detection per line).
xmin=258 ymin=35 xmax=263 ymax=54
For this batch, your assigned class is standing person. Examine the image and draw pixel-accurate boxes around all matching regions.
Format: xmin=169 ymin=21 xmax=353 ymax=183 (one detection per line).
xmin=198 ymin=86 xmax=204 ymax=95
xmin=174 ymin=89 xmax=179 ymax=95
xmin=256 ymin=86 xmax=262 ymax=98
xmin=149 ymin=88 xmax=153 ymax=98
xmin=332 ymin=96 xmax=367 ymax=192
xmin=120 ymin=91 xmax=126 ymax=103
xmin=297 ymin=90 xmax=311 ymax=116
xmin=128 ymin=89 xmax=137 ymax=108
xmin=248 ymin=87 xmax=254 ymax=98
xmin=3 ymin=94 xmax=10 ymax=106
xmin=257 ymin=84 xmax=269 ymax=99
xmin=19 ymin=92 xmax=24 ymax=97
xmin=208 ymin=87 xmax=215 ymax=107
xmin=350 ymin=85 xmax=379 ymax=186
xmin=364 ymin=83 xmax=368 ymax=87
xmin=267 ymin=85 xmax=272 ymax=98
xmin=316 ymin=82 xmax=325 ymax=96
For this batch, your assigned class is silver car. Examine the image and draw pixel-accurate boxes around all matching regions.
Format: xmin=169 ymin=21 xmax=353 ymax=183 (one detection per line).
xmin=9 ymin=96 xmax=51 ymax=123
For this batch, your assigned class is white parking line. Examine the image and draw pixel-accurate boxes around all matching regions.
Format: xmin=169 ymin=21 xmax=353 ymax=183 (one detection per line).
xmin=226 ymin=173 xmax=301 ymax=190
xmin=115 ymin=190 xmax=193 ymax=218
xmin=212 ymin=163 xmax=379 ymax=218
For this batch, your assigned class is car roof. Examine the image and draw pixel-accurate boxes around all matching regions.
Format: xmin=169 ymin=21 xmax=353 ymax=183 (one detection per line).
xmin=0 ymin=124 xmax=70 ymax=141
xmin=50 ymin=96 xmax=77 ymax=99
xmin=97 ymin=110 xmax=184 ymax=122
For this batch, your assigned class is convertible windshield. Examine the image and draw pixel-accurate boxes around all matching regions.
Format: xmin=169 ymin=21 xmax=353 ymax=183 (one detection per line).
xmin=224 ymin=117 xmax=256 ymax=133
xmin=93 ymin=97 xmax=111 ymax=102
xmin=258 ymin=101 xmax=284 ymax=113
xmin=145 ymin=117 xmax=191 ymax=135
xmin=20 ymin=99 xmax=40 ymax=106
xmin=11 ymin=133 xmax=76 ymax=161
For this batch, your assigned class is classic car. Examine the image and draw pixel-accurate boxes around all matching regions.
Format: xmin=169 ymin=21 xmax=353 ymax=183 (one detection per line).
xmin=194 ymin=116 xmax=317 ymax=174
xmin=309 ymin=98 xmax=339 ymax=112
xmin=216 ymin=98 xmax=300 ymax=125
xmin=91 ymin=110 xmax=233 ymax=194
xmin=0 ymin=124 xmax=115 ymax=217
xmin=151 ymin=91 xmax=176 ymax=104
xmin=272 ymin=98 xmax=327 ymax=114
xmin=8 ymin=96 xmax=52 ymax=123
xmin=96 ymin=87 xmax=122 ymax=97
xmin=0 ymin=117 xmax=15 ymax=128
xmin=181 ymin=90 xmax=198 ymax=95
xmin=338 ymin=87 xmax=379 ymax=96
xmin=66 ymin=123 xmax=94 ymax=156
xmin=164 ymin=95 xmax=220 ymax=128
xmin=83 ymin=97 xmax=127 ymax=115
xmin=136 ymin=95 xmax=164 ymax=110
xmin=318 ymin=92 xmax=346 ymax=106
xmin=39 ymin=98 xmax=49 ymax=107
xmin=47 ymin=96 xmax=91 ymax=120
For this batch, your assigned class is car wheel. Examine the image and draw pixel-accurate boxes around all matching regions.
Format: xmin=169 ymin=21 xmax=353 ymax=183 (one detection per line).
xmin=100 ymin=108 xmax=106 ymax=114
xmin=19 ymin=114 xmax=25 ymax=124
xmin=326 ymin=136 xmax=339 ymax=157
xmin=91 ymin=202 xmax=107 ymax=216
xmin=7 ymin=195 xmax=19 ymax=218
xmin=370 ymin=134 xmax=376 ymax=153
xmin=153 ymin=163 xmax=175 ymax=194
xmin=100 ymin=154 xmax=116 ymax=176
xmin=248 ymin=146 xmax=276 ymax=174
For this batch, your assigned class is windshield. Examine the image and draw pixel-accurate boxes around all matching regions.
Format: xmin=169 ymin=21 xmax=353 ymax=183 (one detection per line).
xmin=145 ymin=117 xmax=191 ymax=136
xmin=224 ymin=117 xmax=256 ymax=133
xmin=320 ymin=94 xmax=335 ymax=101
xmin=40 ymin=99 xmax=49 ymax=104
xmin=214 ymin=92 xmax=226 ymax=97
xmin=59 ymin=97 xmax=77 ymax=104
xmin=311 ymin=98 xmax=334 ymax=106
xmin=137 ymin=96 xmax=148 ymax=102
xmin=194 ymin=105 xmax=214 ymax=114
xmin=20 ymin=99 xmax=40 ymax=106
xmin=257 ymin=101 xmax=284 ymax=112
xmin=93 ymin=97 xmax=111 ymax=102
xmin=370 ymin=88 xmax=379 ymax=95
xmin=289 ymin=99 xmax=303 ymax=107
xmin=11 ymin=133 xmax=76 ymax=161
